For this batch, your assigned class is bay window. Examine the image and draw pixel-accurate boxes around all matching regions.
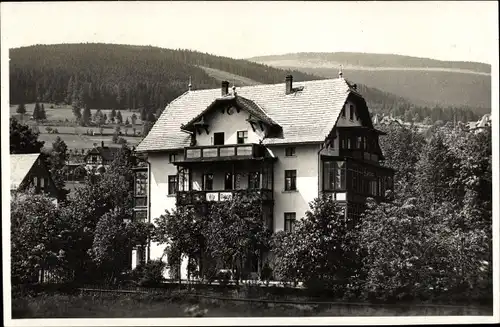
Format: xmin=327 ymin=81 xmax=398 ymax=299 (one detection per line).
xmin=323 ymin=161 xmax=346 ymax=191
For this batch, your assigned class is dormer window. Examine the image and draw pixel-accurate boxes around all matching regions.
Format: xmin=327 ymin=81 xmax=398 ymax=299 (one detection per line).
xmin=349 ymin=104 xmax=355 ymax=120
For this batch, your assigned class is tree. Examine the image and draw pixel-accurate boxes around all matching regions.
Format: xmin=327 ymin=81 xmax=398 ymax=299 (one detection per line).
xmin=32 ymin=102 xmax=41 ymax=121
xmin=142 ymin=121 xmax=153 ymax=136
xmin=39 ymin=103 xmax=47 ymax=120
xmin=131 ymin=113 xmax=137 ymax=125
xmin=16 ymin=103 xmax=27 ymax=115
xmin=154 ymin=206 xmax=206 ymax=280
xmin=46 ymin=136 xmax=70 ymax=201
xmin=110 ymin=109 xmax=117 ymax=121
xmin=103 ymin=113 xmax=108 ymax=123
xmin=116 ymin=110 xmax=123 ymax=125
xmin=272 ymin=194 xmax=359 ymax=293
xmin=422 ymin=116 xmax=432 ymax=126
xmin=10 ymin=118 xmax=45 ymax=154
xmin=11 ymin=191 xmax=70 ymax=284
xmin=72 ymin=105 xmax=82 ymax=122
xmin=140 ymin=107 xmax=147 ymax=121
xmin=125 ymin=117 xmax=130 ymax=126
xmin=82 ymin=105 xmax=91 ymax=126
xmin=206 ymin=191 xmax=272 ymax=282
xmin=146 ymin=111 xmax=156 ymax=122
xmin=378 ymin=124 xmax=425 ymax=196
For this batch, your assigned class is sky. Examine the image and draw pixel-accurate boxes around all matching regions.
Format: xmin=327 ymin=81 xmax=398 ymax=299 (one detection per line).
xmin=1 ymin=1 xmax=498 ymax=64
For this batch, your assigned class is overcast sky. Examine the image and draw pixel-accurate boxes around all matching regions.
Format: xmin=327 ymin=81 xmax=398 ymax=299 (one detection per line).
xmin=1 ymin=1 xmax=498 ymax=64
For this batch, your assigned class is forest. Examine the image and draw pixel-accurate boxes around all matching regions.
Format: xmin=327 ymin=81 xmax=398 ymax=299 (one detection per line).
xmin=10 ymin=43 xmax=481 ymax=124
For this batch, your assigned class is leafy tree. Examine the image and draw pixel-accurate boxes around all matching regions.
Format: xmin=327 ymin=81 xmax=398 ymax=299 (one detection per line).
xmin=131 ymin=113 xmax=137 ymax=125
xmin=146 ymin=111 xmax=156 ymax=122
xmin=378 ymin=124 xmax=425 ymax=195
xmin=46 ymin=136 xmax=70 ymax=201
xmin=10 ymin=118 xmax=44 ymax=154
xmin=140 ymin=107 xmax=147 ymax=121
xmin=272 ymin=194 xmax=359 ymax=293
xmin=72 ymin=105 xmax=82 ymax=121
xmin=110 ymin=109 xmax=116 ymax=121
xmin=11 ymin=191 xmax=70 ymax=284
xmin=125 ymin=117 xmax=130 ymax=126
xmin=422 ymin=116 xmax=432 ymax=125
xmin=153 ymin=205 xmax=206 ymax=280
xmin=103 ymin=113 xmax=108 ymax=123
xmin=206 ymin=191 xmax=272 ymax=282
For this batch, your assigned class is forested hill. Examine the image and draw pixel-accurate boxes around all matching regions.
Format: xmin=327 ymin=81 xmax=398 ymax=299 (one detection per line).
xmin=9 ymin=43 xmax=318 ymax=111
xmin=10 ymin=43 xmax=415 ymax=114
xmin=9 ymin=44 xmax=481 ymax=123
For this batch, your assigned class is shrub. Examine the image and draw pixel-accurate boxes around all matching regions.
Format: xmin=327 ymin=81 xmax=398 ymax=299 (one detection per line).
xmin=129 ymin=260 xmax=166 ymax=287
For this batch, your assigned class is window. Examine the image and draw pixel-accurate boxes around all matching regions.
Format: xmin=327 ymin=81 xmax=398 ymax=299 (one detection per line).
xmin=284 ymin=212 xmax=296 ymax=232
xmin=135 ymin=171 xmax=148 ymax=196
xmin=214 ymin=132 xmax=225 ymax=145
xmin=248 ymin=172 xmax=260 ymax=189
xmin=284 ymin=170 xmax=297 ymax=191
xmin=237 ymin=131 xmax=248 ymax=144
xmin=137 ymin=246 xmax=146 ymax=266
xmin=168 ymin=175 xmax=178 ymax=195
xmin=169 ymin=153 xmax=176 ymax=163
xmin=40 ymin=177 xmax=45 ymax=191
xmin=224 ymin=173 xmax=233 ymax=190
xmin=92 ymin=155 xmax=97 ymax=163
xmin=285 ymin=147 xmax=296 ymax=157
xmin=203 ymin=173 xmax=214 ymax=190
xmin=341 ymin=108 xmax=346 ymax=118
xmin=33 ymin=176 xmax=38 ymax=187
xmin=349 ymin=104 xmax=355 ymax=120
xmin=323 ymin=161 xmax=346 ymax=190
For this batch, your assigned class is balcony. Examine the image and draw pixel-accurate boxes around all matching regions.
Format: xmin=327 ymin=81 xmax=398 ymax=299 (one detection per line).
xmin=176 ymin=143 xmax=269 ymax=164
xmin=176 ymin=189 xmax=273 ymax=206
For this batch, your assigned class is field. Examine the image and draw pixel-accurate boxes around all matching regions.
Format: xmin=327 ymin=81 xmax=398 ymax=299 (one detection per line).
xmin=10 ymin=103 xmax=145 ymax=149
xmin=12 ymin=292 xmax=492 ymax=318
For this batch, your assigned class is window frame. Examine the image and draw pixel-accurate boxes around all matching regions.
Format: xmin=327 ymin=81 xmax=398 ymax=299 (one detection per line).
xmin=284 ymin=170 xmax=297 ymax=191
xmin=285 ymin=147 xmax=296 ymax=157
xmin=169 ymin=153 xmax=176 ymax=163
xmin=284 ymin=212 xmax=296 ymax=232
xmin=168 ymin=175 xmax=178 ymax=195
xmin=237 ymin=130 xmax=248 ymax=144
xmin=349 ymin=104 xmax=355 ymax=120
xmin=248 ymin=171 xmax=260 ymax=189
xmin=202 ymin=173 xmax=214 ymax=191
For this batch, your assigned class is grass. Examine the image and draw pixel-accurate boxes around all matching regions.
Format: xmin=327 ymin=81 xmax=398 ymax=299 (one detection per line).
xmin=11 ymin=291 xmax=493 ymax=318
xmin=10 ymin=103 xmax=144 ymax=124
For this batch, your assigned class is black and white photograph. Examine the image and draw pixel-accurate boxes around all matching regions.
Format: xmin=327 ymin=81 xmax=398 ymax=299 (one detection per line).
xmin=1 ymin=1 xmax=498 ymax=325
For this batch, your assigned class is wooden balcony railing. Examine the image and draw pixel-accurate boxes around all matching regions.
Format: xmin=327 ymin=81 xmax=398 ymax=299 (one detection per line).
xmin=179 ymin=143 xmax=266 ymax=163
xmin=176 ymin=189 xmax=273 ymax=205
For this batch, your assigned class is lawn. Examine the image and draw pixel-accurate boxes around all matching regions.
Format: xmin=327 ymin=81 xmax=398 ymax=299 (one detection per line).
xmin=11 ymin=292 xmax=493 ymax=318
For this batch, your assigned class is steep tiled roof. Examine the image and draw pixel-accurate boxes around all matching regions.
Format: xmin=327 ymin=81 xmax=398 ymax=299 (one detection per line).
xmin=85 ymin=146 xmax=120 ymax=161
xmin=10 ymin=153 xmax=40 ymax=190
xmin=137 ymin=78 xmax=353 ymax=152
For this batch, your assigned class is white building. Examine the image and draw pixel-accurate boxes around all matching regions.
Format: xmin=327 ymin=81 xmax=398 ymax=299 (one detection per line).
xmin=135 ymin=75 xmax=394 ymax=279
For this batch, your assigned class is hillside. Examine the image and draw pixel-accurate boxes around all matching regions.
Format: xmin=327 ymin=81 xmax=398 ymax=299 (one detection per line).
xmin=9 ymin=44 xmax=481 ymax=139
xmin=249 ymin=52 xmax=492 ymax=113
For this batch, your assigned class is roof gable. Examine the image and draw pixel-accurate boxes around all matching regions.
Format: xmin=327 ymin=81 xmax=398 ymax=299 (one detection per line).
xmin=137 ymin=78 xmax=353 ymax=152
xmin=10 ymin=153 xmax=40 ymax=190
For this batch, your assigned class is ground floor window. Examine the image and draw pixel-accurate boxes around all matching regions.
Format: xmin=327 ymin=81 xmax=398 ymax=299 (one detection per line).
xmin=284 ymin=212 xmax=296 ymax=232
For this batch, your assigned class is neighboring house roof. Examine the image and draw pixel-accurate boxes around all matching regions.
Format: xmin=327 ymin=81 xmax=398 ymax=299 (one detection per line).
xmin=137 ymin=78 xmax=355 ymax=152
xmin=10 ymin=153 xmax=40 ymax=190
xmin=85 ymin=146 xmax=120 ymax=162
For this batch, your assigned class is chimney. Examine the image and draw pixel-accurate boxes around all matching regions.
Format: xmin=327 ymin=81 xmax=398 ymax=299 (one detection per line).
xmin=101 ymin=141 xmax=104 ymax=148
xmin=285 ymin=75 xmax=293 ymax=94
xmin=221 ymin=81 xmax=229 ymax=96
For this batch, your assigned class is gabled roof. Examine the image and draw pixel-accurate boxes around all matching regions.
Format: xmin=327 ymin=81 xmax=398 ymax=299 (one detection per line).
xmin=182 ymin=95 xmax=279 ymax=130
xmin=137 ymin=78 xmax=354 ymax=152
xmin=85 ymin=146 xmax=120 ymax=161
xmin=10 ymin=153 xmax=40 ymax=190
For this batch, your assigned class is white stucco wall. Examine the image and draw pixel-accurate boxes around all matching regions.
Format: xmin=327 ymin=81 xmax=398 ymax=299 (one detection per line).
xmin=147 ymin=152 xmax=189 ymax=279
xmin=269 ymin=144 xmax=321 ymax=231
xmin=196 ymin=107 xmax=266 ymax=146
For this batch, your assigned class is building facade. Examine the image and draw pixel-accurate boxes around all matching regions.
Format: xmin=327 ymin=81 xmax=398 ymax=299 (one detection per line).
xmin=136 ymin=75 xmax=394 ymax=279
